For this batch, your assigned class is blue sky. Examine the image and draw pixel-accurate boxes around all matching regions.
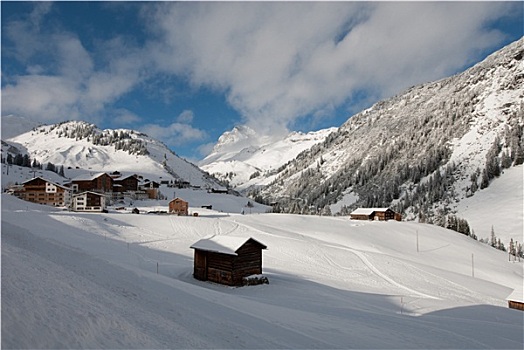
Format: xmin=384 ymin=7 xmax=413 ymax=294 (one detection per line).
xmin=2 ymin=1 xmax=523 ymax=161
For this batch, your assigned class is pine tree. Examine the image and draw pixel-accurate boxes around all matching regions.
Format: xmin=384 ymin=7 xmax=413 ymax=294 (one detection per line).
xmin=500 ymin=151 xmax=512 ymax=169
xmin=46 ymin=162 xmax=56 ymax=173
xmin=514 ymin=144 xmax=524 ymax=166
xmin=509 ymin=238 xmax=515 ymax=260
xmin=480 ymin=169 xmax=490 ymax=189
xmin=490 ymin=226 xmax=496 ymax=248
xmin=497 ymin=238 xmax=506 ymax=252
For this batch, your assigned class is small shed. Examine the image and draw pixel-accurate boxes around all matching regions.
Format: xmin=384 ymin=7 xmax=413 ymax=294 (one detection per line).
xmin=169 ymin=197 xmax=188 ymax=216
xmin=507 ymin=284 xmax=524 ymax=311
xmin=190 ymin=236 xmax=267 ymax=286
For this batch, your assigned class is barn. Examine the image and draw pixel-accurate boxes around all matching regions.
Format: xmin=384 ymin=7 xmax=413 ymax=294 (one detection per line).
xmin=507 ymin=284 xmax=524 ymax=311
xmin=190 ymin=236 xmax=267 ymax=286
xmin=350 ymin=208 xmax=397 ymax=221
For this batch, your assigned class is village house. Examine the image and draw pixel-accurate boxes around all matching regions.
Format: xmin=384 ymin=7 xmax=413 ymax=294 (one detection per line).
xmin=169 ymin=197 xmax=189 ymax=216
xmin=112 ymin=173 xmax=139 ymax=192
xmin=14 ymin=177 xmax=71 ymax=207
xmin=71 ymin=191 xmax=107 ymax=212
xmin=350 ymin=208 xmax=400 ymax=221
xmin=70 ymin=172 xmax=113 ymax=193
xmin=139 ymin=180 xmax=160 ymax=199
xmin=190 ymin=236 xmax=267 ymax=286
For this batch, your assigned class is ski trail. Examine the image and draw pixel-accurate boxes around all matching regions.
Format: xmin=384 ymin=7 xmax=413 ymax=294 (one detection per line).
xmin=325 ymin=243 xmax=440 ymax=300
xmin=232 ymin=217 xmax=439 ymax=300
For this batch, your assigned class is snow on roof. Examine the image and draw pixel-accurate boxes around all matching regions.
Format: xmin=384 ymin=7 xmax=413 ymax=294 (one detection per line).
xmin=506 ymin=283 xmax=524 ymax=303
xmin=350 ymin=208 xmax=391 ymax=215
xmin=71 ymin=172 xmax=108 ymax=181
xmin=190 ymin=236 xmax=266 ymax=256
xmin=112 ymin=172 xmax=138 ymax=180
xmin=22 ymin=177 xmax=70 ymax=190
xmin=72 ymin=191 xmax=105 ymax=197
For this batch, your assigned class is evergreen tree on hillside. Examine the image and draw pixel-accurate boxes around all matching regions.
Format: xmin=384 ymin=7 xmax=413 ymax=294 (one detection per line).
xmin=46 ymin=162 xmax=56 ymax=173
xmin=490 ymin=226 xmax=496 ymax=248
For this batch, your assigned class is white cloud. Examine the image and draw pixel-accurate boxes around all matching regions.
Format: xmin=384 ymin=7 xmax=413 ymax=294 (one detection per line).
xmin=1 ymin=5 xmax=148 ymax=124
xmin=112 ymin=109 xmax=142 ymax=126
xmin=148 ymin=2 xmax=517 ymax=134
xmin=1 ymin=1 xmax=519 ymax=142
xmin=176 ymin=110 xmax=194 ymax=124
xmin=140 ymin=118 xmax=207 ymax=148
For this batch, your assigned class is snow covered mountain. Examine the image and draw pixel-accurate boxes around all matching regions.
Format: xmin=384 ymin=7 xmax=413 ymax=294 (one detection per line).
xmin=251 ymin=38 xmax=523 ymax=225
xmin=200 ymin=125 xmax=336 ymax=189
xmin=3 ymin=120 xmax=222 ymax=188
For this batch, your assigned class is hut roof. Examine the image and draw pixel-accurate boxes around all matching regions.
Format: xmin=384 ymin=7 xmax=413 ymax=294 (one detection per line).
xmin=169 ymin=197 xmax=187 ymax=203
xmin=72 ymin=191 xmax=105 ymax=198
xmin=190 ymin=236 xmax=267 ymax=256
xmin=71 ymin=172 xmax=108 ymax=181
xmin=350 ymin=208 xmax=391 ymax=215
xmin=506 ymin=284 xmax=524 ymax=303
xmin=22 ymin=177 xmax=70 ymax=190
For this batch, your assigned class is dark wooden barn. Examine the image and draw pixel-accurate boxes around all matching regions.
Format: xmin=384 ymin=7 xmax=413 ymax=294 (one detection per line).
xmin=350 ymin=208 xmax=397 ymax=221
xmin=190 ymin=236 xmax=267 ymax=286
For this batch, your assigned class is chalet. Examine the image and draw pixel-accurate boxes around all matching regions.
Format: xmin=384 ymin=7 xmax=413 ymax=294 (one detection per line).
xmin=210 ymin=187 xmax=228 ymax=194
xmin=139 ymin=180 xmax=160 ymax=199
xmin=507 ymin=284 xmax=524 ymax=311
xmin=71 ymin=172 xmax=113 ymax=193
xmin=190 ymin=236 xmax=267 ymax=286
xmin=15 ymin=177 xmax=71 ymax=207
xmin=169 ymin=197 xmax=189 ymax=216
xmin=71 ymin=191 xmax=107 ymax=212
xmin=112 ymin=174 xmax=139 ymax=192
xmin=140 ymin=180 xmax=160 ymax=189
xmin=350 ymin=208 xmax=398 ymax=221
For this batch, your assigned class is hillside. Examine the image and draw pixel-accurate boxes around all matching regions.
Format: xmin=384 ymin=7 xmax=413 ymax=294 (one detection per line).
xmin=253 ymin=38 xmax=523 ymax=224
xmin=2 ymin=193 xmax=523 ymax=348
xmin=200 ymin=125 xmax=336 ymax=189
xmin=3 ymin=120 xmax=221 ymax=188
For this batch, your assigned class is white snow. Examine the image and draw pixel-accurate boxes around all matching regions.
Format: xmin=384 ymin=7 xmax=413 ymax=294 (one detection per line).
xmin=456 ymin=164 xmax=523 ymax=244
xmin=200 ymin=125 xmax=336 ymax=188
xmin=5 ymin=121 xmax=218 ymax=188
xmin=2 ymin=192 xmax=523 ymax=349
xmin=190 ymin=236 xmax=266 ymax=255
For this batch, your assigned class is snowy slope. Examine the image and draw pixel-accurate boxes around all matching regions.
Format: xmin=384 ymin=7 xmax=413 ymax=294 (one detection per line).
xmin=456 ymin=164 xmax=523 ymax=244
xmin=2 ymin=193 xmax=523 ymax=348
xmin=200 ymin=125 xmax=336 ymax=189
xmin=4 ymin=121 xmax=220 ymax=188
xmin=256 ymin=37 xmax=523 ymax=220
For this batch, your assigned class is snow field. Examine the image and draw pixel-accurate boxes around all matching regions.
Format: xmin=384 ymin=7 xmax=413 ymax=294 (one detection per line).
xmin=2 ymin=193 xmax=523 ymax=349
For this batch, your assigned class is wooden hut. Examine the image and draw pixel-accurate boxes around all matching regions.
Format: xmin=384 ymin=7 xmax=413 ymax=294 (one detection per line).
xmin=507 ymin=284 xmax=524 ymax=311
xmin=190 ymin=236 xmax=267 ymax=286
